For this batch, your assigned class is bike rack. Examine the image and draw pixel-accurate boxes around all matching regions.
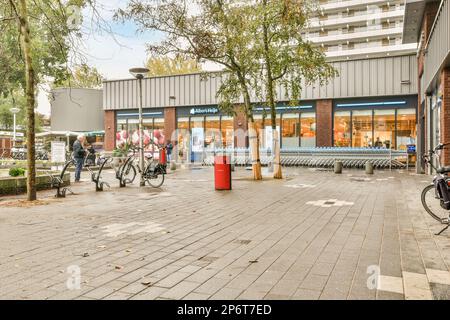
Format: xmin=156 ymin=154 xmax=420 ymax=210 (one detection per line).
xmin=88 ymin=157 xmax=111 ymax=192
xmin=50 ymin=159 xmax=75 ymax=198
xmin=115 ymin=160 xmax=132 ymax=188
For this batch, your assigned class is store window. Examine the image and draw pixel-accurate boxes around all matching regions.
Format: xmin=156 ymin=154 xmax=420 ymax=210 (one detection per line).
xmin=205 ymin=116 xmax=221 ymax=150
xmin=221 ymin=116 xmax=234 ymax=148
xmin=282 ymin=113 xmax=300 ymax=148
xmin=301 ymin=113 xmax=316 ymax=147
xmin=397 ymin=109 xmax=417 ymax=150
xmin=352 ymin=110 xmax=373 ymax=148
xmin=374 ymin=110 xmax=395 ymax=149
xmin=334 ymin=111 xmax=351 ymax=147
xmin=261 ymin=115 xmax=281 ymax=150
xmin=253 ymin=115 xmax=270 ymax=149
xmin=177 ymin=117 xmax=190 ymax=161
xmin=190 ymin=117 xmax=204 ymax=154
xmin=116 ymin=117 xmax=165 ymax=151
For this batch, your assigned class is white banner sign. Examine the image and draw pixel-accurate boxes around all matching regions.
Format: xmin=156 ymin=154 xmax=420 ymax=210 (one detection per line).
xmin=51 ymin=141 xmax=66 ymax=163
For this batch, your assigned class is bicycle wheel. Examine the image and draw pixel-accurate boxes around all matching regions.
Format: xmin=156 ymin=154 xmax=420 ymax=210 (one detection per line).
xmin=421 ymin=184 xmax=449 ymax=223
xmin=122 ymin=163 xmax=137 ymax=184
xmin=146 ymin=170 xmax=165 ymax=188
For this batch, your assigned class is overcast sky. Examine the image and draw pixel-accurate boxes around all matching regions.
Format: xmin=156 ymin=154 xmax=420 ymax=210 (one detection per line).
xmin=37 ymin=0 xmax=213 ymax=116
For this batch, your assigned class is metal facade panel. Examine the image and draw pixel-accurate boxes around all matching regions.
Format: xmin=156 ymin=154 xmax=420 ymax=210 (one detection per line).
xmin=103 ymin=55 xmax=418 ymax=110
xmin=347 ymin=61 xmax=355 ymax=97
xmin=377 ymin=58 xmax=386 ymax=96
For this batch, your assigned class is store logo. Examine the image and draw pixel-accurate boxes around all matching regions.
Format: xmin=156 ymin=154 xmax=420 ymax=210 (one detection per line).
xmin=190 ymin=108 xmax=219 ymax=115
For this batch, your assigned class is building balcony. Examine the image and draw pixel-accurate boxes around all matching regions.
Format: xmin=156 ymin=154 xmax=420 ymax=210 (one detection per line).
xmin=325 ymin=42 xmax=418 ymax=60
xmin=309 ymin=9 xmax=404 ymax=30
xmin=319 ymin=0 xmax=403 ymax=13
xmin=307 ymin=26 xmax=404 ymax=45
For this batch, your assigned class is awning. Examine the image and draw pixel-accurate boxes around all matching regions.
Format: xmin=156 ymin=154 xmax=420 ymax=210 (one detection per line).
xmin=36 ymin=131 xmax=79 ymax=138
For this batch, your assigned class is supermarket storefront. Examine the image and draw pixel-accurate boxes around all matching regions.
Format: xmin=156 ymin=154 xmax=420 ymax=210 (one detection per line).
xmin=333 ymin=97 xmax=418 ymax=151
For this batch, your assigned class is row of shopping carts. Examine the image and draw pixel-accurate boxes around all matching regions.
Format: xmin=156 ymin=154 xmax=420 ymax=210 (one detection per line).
xmin=201 ymin=147 xmax=410 ymax=169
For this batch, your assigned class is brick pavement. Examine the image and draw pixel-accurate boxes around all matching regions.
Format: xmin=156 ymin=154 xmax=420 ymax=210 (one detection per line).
xmin=0 ymin=166 xmax=450 ymax=300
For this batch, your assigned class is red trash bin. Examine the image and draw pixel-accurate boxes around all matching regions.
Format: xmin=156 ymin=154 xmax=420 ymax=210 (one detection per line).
xmin=159 ymin=147 xmax=167 ymax=165
xmin=214 ymin=156 xmax=232 ymax=190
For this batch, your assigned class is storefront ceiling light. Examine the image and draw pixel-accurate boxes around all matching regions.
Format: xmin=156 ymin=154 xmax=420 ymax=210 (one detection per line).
xmin=117 ymin=112 xmax=163 ymax=117
xmin=336 ymin=101 xmax=407 ymax=108
xmin=254 ymin=105 xmax=313 ymax=111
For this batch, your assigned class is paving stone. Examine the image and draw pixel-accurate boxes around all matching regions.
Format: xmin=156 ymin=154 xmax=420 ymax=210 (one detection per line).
xmin=0 ymin=168 xmax=448 ymax=301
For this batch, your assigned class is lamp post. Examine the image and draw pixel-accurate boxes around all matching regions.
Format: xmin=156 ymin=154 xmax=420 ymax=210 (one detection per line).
xmin=129 ymin=67 xmax=150 ymax=187
xmin=10 ymin=107 xmax=20 ymax=148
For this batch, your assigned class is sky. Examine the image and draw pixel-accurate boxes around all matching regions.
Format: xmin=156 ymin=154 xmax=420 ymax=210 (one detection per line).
xmin=37 ymin=0 xmax=216 ymax=116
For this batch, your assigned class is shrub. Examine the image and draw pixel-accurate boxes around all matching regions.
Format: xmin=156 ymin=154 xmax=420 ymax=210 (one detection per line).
xmin=9 ymin=167 xmax=26 ymax=177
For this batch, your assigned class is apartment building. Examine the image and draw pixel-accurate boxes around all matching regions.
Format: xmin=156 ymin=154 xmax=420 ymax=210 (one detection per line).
xmin=305 ymin=0 xmax=418 ymax=60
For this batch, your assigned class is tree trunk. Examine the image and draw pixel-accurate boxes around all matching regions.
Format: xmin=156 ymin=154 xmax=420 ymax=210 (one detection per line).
xmin=239 ymin=76 xmax=262 ymax=181
xmin=248 ymin=120 xmax=262 ymax=180
xmin=262 ymin=3 xmax=282 ymax=180
xmin=17 ymin=0 xmax=37 ymax=201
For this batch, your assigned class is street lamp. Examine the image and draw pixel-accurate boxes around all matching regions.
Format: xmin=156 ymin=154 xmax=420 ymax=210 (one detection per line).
xmin=10 ymin=107 xmax=20 ymax=148
xmin=129 ymin=67 xmax=150 ymax=187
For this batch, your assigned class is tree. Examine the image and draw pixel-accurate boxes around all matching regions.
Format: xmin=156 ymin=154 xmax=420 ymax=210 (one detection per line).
xmin=117 ymin=0 xmax=264 ymax=180
xmin=146 ymin=56 xmax=202 ymax=76
xmin=54 ymin=63 xmax=104 ymax=89
xmin=0 ymin=108 xmax=14 ymax=130
xmin=252 ymin=0 xmax=337 ymax=179
xmin=1 ymin=0 xmax=107 ymax=200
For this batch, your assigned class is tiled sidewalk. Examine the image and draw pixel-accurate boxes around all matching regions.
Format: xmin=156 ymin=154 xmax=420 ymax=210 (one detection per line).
xmin=0 ymin=167 xmax=449 ymax=300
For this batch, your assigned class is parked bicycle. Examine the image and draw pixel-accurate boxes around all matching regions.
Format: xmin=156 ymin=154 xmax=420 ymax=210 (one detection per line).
xmin=0 ymin=150 xmax=10 ymax=160
xmin=421 ymin=143 xmax=450 ymax=235
xmin=36 ymin=149 xmax=49 ymax=161
xmin=116 ymin=145 xmax=166 ymax=188
xmin=11 ymin=148 xmax=27 ymax=160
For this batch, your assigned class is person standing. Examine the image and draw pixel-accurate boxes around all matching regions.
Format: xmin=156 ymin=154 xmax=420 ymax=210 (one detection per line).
xmin=166 ymin=140 xmax=173 ymax=162
xmin=73 ymin=134 xmax=86 ymax=182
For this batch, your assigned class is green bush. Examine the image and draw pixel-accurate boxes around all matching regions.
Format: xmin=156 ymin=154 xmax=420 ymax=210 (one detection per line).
xmin=9 ymin=167 xmax=26 ymax=177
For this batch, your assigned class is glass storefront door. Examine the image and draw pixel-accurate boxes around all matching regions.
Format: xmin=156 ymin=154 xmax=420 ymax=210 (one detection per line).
xmin=352 ymin=110 xmax=373 ymax=148
xmin=374 ymin=110 xmax=395 ymax=149
xmin=334 ymin=111 xmax=351 ymax=147
xmin=205 ymin=116 xmax=221 ymax=150
xmin=177 ymin=117 xmax=190 ymax=161
xmin=282 ymin=113 xmax=300 ymax=148
xmin=221 ymin=116 xmax=234 ymax=149
xmin=397 ymin=109 xmax=417 ymax=151
xmin=190 ymin=117 xmax=204 ymax=162
xmin=300 ymin=112 xmax=316 ymax=148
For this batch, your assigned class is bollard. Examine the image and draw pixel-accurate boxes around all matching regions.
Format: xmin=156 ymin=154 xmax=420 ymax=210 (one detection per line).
xmin=170 ymin=160 xmax=177 ymax=171
xmin=365 ymin=162 xmax=374 ymax=175
xmin=334 ymin=161 xmax=343 ymax=174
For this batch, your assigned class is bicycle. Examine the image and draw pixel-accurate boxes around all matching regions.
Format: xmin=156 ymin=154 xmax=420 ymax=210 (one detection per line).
xmin=116 ymin=146 xmax=166 ymax=188
xmin=421 ymin=143 xmax=450 ymax=235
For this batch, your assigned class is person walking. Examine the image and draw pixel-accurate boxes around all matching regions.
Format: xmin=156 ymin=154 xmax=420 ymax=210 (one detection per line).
xmin=73 ymin=134 xmax=86 ymax=182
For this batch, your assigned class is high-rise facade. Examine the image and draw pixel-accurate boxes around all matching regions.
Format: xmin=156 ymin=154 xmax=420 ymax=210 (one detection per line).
xmin=305 ymin=0 xmax=418 ymax=60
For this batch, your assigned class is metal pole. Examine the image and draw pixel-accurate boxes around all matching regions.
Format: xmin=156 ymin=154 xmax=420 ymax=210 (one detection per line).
xmin=13 ymin=113 xmax=16 ymax=148
xmin=138 ymin=76 xmax=145 ymax=187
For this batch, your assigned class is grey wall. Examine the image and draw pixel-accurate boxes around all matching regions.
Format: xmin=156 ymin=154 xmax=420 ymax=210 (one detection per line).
xmin=423 ymin=0 xmax=450 ymax=92
xmin=104 ymin=55 xmax=418 ymax=111
xmin=51 ymin=88 xmax=103 ymax=132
